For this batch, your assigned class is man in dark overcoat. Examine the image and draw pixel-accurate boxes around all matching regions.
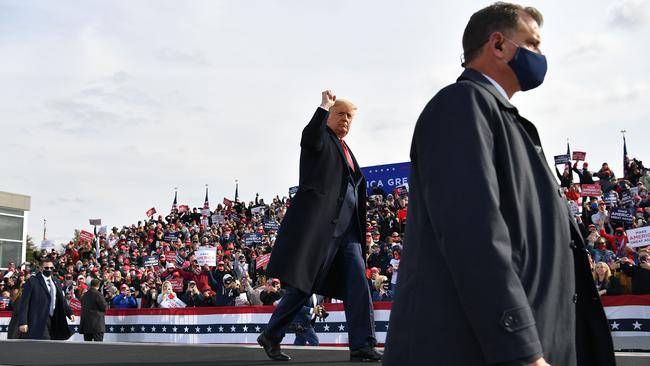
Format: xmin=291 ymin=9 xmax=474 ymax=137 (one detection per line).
xmin=80 ymin=279 xmax=107 ymax=341
xmin=384 ymin=3 xmax=615 ymax=366
xmin=18 ymin=258 xmax=75 ymax=340
xmin=258 ymin=90 xmax=382 ymax=361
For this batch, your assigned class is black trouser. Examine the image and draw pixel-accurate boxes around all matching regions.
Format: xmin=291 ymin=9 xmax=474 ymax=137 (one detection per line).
xmin=264 ymin=225 xmax=376 ymax=350
xmin=41 ymin=316 xmax=52 ymax=340
xmin=83 ymin=333 xmax=104 ymax=342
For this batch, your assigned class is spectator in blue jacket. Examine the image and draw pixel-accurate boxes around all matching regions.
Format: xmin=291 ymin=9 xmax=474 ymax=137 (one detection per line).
xmin=112 ymin=284 xmax=137 ymax=308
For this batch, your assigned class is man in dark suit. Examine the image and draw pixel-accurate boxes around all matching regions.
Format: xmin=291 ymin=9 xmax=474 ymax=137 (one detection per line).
xmin=384 ymin=3 xmax=615 ymax=366
xmin=80 ymin=279 xmax=107 ymax=341
xmin=258 ymin=90 xmax=381 ymax=361
xmin=18 ymin=258 xmax=75 ymax=340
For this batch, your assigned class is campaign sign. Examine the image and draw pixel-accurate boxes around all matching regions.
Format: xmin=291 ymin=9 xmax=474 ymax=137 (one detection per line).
xmin=230 ymin=213 xmax=240 ymax=223
xmin=568 ymin=200 xmax=580 ymax=216
xmin=212 ymin=214 xmax=225 ymax=224
xmin=164 ymin=232 xmax=179 ymax=243
xmin=605 ymin=192 xmax=618 ymax=205
xmin=163 ymin=250 xmax=177 ymax=260
xmin=169 ymin=278 xmax=184 ymax=293
xmin=610 ymin=208 xmax=634 ymax=223
xmin=201 ymin=218 xmax=210 ymax=228
xmin=196 ymin=247 xmax=217 ymax=266
xmin=630 ymin=187 xmax=640 ymax=196
xmin=68 ymin=297 xmax=82 ymax=312
xmin=620 ymin=190 xmax=633 ymax=207
xmin=201 ymin=208 xmax=210 ymax=217
xmin=79 ymin=230 xmax=95 ymax=243
xmin=264 ymin=219 xmax=280 ymax=232
xmin=159 ymin=294 xmax=186 ymax=308
xmin=243 ymin=233 xmax=263 ymax=246
xmin=289 ymin=186 xmax=299 ymax=195
xmin=251 ymin=206 xmax=264 ymax=216
xmin=626 ymin=227 xmax=650 ymax=248
xmin=256 ymin=253 xmax=272 ymax=269
xmin=554 ymin=154 xmax=571 ymax=165
xmin=143 ymin=255 xmax=160 ymax=267
xmin=361 ymin=162 xmax=411 ymax=196
xmin=40 ymin=239 xmax=54 ymax=251
xmin=580 ymin=183 xmax=602 ymax=197
xmin=572 ymin=151 xmax=587 ymax=161
xmin=0 ymin=297 xmax=10 ymax=306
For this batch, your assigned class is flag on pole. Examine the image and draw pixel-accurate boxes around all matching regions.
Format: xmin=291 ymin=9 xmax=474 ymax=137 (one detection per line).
xmin=566 ymin=140 xmax=572 ymax=169
xmin=94 ymin=225 xmax=100 ymax=259
xmin=146 ymin=207 xmax=157 ymax=217
xmin=203 ymin=186 xmax=211 ymax=217
xmin=623 ymin=135 xmax=630 ymax=178
xmin=235 ymin=182 xmax=239 ymax=202
xmin=171 ymin=191 xmax=178 ymax=212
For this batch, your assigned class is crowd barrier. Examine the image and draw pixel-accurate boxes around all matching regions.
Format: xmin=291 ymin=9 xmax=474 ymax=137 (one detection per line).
xmin=1 ymin=297 xmax=648 ymax=349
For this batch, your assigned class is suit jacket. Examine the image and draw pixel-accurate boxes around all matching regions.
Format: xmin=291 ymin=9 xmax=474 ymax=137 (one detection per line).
xmin=80 ymin=287 xmax=107 ymax=334
xmin=18 ymin=273 xmax=73 ymax=340
xmin=384 ymin=69 xmax=614 ymax=365
xmin=266 ymin=107 xmax=366 ymax=299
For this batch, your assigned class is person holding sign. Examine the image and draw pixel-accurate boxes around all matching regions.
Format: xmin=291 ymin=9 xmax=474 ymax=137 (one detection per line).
xmin=384 ymin=3 xmax=614 ymax=366
xmin=259 ymin=90 xmax=381 ymax=362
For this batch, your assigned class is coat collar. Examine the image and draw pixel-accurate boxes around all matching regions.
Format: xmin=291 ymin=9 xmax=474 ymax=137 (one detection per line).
xmin=457 ymin=68 xmax=517 ymax=111
xmin=37 ymin=273 xmax=53 ymax=298
xmin=326 ymin=127 xmax=360 ymax=176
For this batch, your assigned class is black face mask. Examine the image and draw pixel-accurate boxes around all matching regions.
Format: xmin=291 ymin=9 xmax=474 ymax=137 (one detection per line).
xmin=42 ymin=270 xmax=52 ymax=277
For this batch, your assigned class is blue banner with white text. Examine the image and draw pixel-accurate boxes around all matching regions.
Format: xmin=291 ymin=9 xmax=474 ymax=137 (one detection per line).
xmin=360 ymin=162 xmax=410 ymax=196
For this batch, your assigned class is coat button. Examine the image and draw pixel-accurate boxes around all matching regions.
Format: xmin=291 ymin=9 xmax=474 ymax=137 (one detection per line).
xmin=569 ymin=240 xmax=577 ymax=249
xmin=502 ymin=315 xmax=514 ymax=328
xmin=337 ymin=197 xmax=344 ymax=202
xmin=331 ymin=219 xmax=338 ymax=224
xmin=572 ymin=293 xmax=578 ymax=303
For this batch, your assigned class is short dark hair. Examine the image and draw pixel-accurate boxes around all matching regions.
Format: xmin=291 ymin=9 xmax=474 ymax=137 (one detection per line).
xmin=462 ymin=2 xmax=543 ymax=66
xmin=90 ymin=279 xmax=100 ymax=288
xmin=40 ymin=257 xmax=54 ymax=266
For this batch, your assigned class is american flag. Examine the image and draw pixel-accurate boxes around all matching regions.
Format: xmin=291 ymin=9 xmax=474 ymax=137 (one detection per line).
xmin=204 ymin=187 xmax=210 ymax=211
xmin=171 ymin=191 xmax=178 ymax=212
xmin=623 ymin=135 xmax=629 ymax=177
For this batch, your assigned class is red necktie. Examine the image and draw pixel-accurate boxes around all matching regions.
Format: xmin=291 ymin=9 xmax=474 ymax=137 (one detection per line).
xmin=340 ymin=139 xmax=355 ymax=171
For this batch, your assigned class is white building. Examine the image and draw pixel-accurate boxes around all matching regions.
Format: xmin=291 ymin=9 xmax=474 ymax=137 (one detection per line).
xmin=0 ymin=191 xmax=30 ymax=270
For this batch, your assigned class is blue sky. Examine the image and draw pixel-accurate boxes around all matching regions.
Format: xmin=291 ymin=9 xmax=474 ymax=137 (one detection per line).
xmin=1 ymin=0 xmax=649 ymax=244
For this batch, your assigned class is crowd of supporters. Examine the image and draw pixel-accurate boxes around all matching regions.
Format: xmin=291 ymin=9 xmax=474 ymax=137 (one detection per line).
xmin=559 ymin=156 xmax=650 ymax=296
xmin=2 ymin=153 xmax=650 ymax=314
xmin=0 ymin=188 xmax=407 ymax=311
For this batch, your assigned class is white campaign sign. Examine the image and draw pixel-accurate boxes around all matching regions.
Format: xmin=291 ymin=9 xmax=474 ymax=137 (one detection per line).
xmin=626 ymin=227 xmax=650 ymax=248
xmin=196 ymin=247 xmax=217 ymax=266
xmin=159 ymin=295 xmax=186 ymax=308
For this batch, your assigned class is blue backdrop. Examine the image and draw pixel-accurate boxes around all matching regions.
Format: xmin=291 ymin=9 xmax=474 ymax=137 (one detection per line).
xmin=360 ymin=162 xmax=410 ymax=195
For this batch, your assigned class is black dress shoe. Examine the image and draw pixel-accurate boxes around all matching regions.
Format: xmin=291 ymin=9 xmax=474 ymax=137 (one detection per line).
xmin=257 ymin=333 xmax=291 ymax=361
xmin=350 ymin=346 xmax=383 ymax=362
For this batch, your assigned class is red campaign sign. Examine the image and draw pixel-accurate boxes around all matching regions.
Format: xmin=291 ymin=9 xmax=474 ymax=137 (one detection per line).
xmin=169 ymin=278 xmax=184 ymax=293
xmin=223 ymin=198 xmax=233 ymax=207
xmin=163 ymin=250 xmax=177 ymax=260
xmin=69 ymin=298 xmax=82 ymax=312
xmin=256 ymin=253 xmax=272 ymax=269
xmin=146 ymin=207 xmax=157 ymax=217
xmin=572 ymin=151 xmax=587 ymax=161
xmin=178 ymin=205 xmax=190 ymax=213
xmin=79 ymin=230 xmax=95 ymax=243
xmin=581 ymin=183 xmax=602 ymax=197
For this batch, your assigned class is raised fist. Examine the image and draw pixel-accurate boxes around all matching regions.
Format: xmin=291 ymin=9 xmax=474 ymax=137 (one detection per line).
xmin=320 ymin=90 xmax=336 ymax=110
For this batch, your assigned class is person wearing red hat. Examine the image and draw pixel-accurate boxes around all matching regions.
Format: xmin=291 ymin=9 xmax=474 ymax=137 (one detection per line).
xmin=111 ymin=284 xmax=137 ymax=309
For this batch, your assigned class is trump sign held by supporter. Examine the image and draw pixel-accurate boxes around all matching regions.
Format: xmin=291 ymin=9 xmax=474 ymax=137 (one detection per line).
xmin=196 ymin=247 xmax=217 ymax=266
xmin=581 ymin=183 xmax=602 ymax=197
xmin=554 ymin=154 xmax=571 ymax=165
xmin=626 ymin=227 xmax=650 ymax=248
xmin=361 ymin=162 xmax=410 ymax=196
xmin=256 ymin=253 xmax=272 ymax=269
xmin=572 ymin=151 xmax=587 ymax=161
xmin=79 ymin=230 xmax=95 ymax=243
xmin=146 ymin=207 xmax=157 ymax=217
